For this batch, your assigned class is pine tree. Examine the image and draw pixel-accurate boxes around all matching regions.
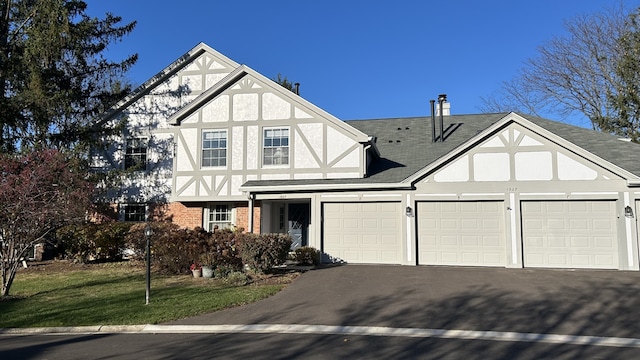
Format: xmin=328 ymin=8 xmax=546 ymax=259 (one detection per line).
xmin=609 ymin=9 xmax=640 ymax=142
xmin=0 ymin=0 xmax=137 ymax=153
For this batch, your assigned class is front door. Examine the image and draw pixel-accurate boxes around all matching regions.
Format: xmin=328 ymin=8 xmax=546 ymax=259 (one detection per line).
xmin=288 ymin=203 xmax=309 ymax=249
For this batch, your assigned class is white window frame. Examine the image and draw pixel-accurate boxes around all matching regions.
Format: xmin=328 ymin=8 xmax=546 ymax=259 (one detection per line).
xmin=263 ymin=127 xmax=290 ymax=167
xmin=202 ymin=130 xmax=227 ymax=168
xmin=206 ymin=203 xmax=234 ymax=231
xmin=123 ymin=203 xmax=147 ymax=222
xmin=124 ymin=137 xmax=148 ymax=171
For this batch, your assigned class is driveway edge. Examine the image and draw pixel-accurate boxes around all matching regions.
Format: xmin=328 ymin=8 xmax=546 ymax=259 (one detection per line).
xmin=4 ymin=324 xmax=640 ymax=349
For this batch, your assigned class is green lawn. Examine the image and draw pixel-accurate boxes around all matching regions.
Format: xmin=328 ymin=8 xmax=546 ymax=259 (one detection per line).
xmin=0 ymin=262 xmax=289 ymax=328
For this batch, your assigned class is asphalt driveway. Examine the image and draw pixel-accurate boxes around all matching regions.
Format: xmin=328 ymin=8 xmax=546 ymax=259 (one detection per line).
xmin=168 ymin=264 xmax=640 ymax=339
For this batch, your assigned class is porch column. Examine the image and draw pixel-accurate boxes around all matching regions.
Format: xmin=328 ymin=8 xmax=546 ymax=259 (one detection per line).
xmin=248 ymin=193 xmax=254 ymax=233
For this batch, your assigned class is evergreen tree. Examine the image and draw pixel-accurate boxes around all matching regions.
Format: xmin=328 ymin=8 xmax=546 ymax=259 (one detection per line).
xmin=0 ymin=0 xmax=137 ymax=153
xmin=609 ymin=9 xmax=640 ymax=142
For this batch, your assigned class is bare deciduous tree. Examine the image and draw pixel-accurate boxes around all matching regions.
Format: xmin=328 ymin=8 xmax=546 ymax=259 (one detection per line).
xmin=480 ymin=4 xmax=631 ymax=132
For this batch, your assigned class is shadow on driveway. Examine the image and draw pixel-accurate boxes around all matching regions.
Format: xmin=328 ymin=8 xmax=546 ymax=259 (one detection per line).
xmin=168 ymin=264 xmax=640 ymax=340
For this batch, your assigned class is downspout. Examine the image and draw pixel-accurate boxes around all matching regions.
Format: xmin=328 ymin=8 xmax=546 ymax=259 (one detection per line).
xmin=363 ymin=143 xmax=372 ymax=177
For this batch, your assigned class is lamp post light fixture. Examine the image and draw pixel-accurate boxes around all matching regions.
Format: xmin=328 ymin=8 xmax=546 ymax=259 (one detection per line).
xmin=145 ymin=223 xmax=153 ymax=305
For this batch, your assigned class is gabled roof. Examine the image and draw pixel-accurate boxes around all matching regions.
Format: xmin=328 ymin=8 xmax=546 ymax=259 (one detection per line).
xmin=241 ymin=112 xmax=640 ymax=192
xmin=167 ymin=64 xmax=369 ymax=142
xmin=99 ymin=43 xmax=240 ymax=123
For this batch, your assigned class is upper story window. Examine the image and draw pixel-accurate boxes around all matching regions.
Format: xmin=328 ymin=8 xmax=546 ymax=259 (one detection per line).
xmin=263 ymin=128 xmax=289 ymax=166
xmin=123 ymin=203 xmax=146 ymax=222
xmin=202 ymin=130 xmax=227 ymax=167
xmin=125 ymin=137 xmax=147 ymax=171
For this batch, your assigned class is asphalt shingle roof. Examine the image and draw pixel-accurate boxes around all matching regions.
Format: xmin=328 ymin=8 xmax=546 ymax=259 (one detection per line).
xmin=242 ymin=113 xmax=640 ymax=189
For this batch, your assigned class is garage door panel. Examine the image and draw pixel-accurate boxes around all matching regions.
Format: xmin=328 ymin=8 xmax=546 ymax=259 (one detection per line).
xmin=461 ymin=236 xmax=479 ymax=246
xmin=323 ymin=202 xmax=402 ymax=264
xmin=521 ymin=200 xmax=618 ymax=269
xmin=418 ymin=201 xmax=506 ymax=267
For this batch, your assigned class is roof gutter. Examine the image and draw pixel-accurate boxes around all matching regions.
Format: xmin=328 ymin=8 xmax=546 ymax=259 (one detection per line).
xmin=627 ymin=179 xmax=640 ymax=187
xmin=239 ymin=181 xmax=413 ymax=193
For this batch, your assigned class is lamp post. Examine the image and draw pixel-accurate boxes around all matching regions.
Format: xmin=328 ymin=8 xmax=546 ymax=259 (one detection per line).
xmin=145 ymin=223 xmax=153 ymax=305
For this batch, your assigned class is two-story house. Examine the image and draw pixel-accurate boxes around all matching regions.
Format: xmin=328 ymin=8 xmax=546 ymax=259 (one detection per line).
xmin=98 ymin=42 xmax=640 ymax=271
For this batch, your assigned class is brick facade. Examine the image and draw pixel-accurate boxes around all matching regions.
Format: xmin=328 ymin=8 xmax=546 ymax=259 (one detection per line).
xmin=150 ymin=201 xmax=261 ymax=233
xmin=159 ymin=202 xmax=205 ymax=229
xmin=234 ymin=201 xmax=261 ymax=234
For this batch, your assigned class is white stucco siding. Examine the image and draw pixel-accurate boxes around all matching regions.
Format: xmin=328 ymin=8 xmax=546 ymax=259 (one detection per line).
xmin=231 ymin=175 xmax=243 ymax=196
xmin=427 ymin=123 xmax=621 ymax=184
xmin=294 ymin=130 xmax=320 ymax=168
xmin=473 ymin=153 xmax=510 ymax=181
xmin=177 ymin=129 xmax=197 ymax=171
xmin=232 ymin=126 xmax=244 ymax=170
xmin=206 ymin=73 xmax=228 ymax=88
xmin=148 ymin=133 xmax=173 ymax=170
xmin=298 ymin=123 xmax=324 ymax=162
xmin=328 ymin=172 xmax=360 ymax=179
xmin=515 ymin=152 xmax=553 ymax=181
xmin=181 ymin=74 xmax=203 ymax=92
xmin=294 ymin=173 xmax=323 ymax=179
xmin=434 ymin=155 xmax=469 ymax=182
xmin=202 ymin=95 xmax=229 ymax=122
xmin=262 ymin=93 xmax=291 ymax=120
xmin=327 ymin=126 xmax=359 ymax=165
xmin=261 ymin=173 xmax=291 ymax=180
xmin=233 ymin=93 xmax=259 ymax=121
xmin=332 ymin=148 xmax=360 ymax=168
xmin=557 ymin=153 xmax=598 ymax=180
xmin=246 ymin=126 xmax=259 ymax=170
xmin=295 ymin=107 xmax=313 ymax=119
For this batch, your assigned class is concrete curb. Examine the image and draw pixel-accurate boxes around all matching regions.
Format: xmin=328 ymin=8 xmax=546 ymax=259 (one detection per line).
xmin=0 ymin=325 xmax=146 ymax=335
xmin=3 ymin=324 xmax=640 ymax=349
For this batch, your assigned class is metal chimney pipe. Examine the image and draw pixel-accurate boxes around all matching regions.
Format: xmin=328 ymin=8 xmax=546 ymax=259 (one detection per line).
xmin=430 ymin=99 xmax=436 ymax=143
xmin=294 ymin=83 xmax=300 ymax=95
xmin=438 ymin=94 xmax=447 ymax=142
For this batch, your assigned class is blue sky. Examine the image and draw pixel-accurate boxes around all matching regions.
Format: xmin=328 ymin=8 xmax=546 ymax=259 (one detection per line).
xmin=86 ymin=1 xmax=635 ymax=128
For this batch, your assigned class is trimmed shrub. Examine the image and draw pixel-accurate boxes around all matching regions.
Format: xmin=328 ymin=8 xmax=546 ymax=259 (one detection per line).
xmin=56 ymin=224 xmax=94 ymax=263
xmin=125 ymin=222 xmax=203 ymax=274
xmin=125 ymin=224 xmax=245 ymax=275
xmin=237 ymin=233 xmax=292 ymax=273
xmin=294 ymin=246 xmax=321 ymax=265
xmin=223 ymin=271 xmax=250 ymax=286
xmin=206 ymin=228 xmax=243 ymax=272
xmin=56 ymin=222 xmax=133 ymax=262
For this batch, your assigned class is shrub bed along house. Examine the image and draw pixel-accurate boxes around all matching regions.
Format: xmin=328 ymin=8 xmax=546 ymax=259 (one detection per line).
xmin=58 ymin=221 xmax=297 ymax=275
xmin=237 ymin=233 xmax=292 ymax=273
xmin=125 ymin=223 xmax=292 ymax=275
xmin=56 ymin=222 xmax=133 ymax=262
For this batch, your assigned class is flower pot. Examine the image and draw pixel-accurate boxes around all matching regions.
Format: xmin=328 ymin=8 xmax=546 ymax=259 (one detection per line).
xmin=202 ymin=266 xmax=214 ymax=278
xmin=192 ymin=269 xmax=202 ymax=278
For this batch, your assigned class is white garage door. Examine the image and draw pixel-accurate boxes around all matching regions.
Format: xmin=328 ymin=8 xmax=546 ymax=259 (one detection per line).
xmin=521 ymin=200 xmax=618 ymax=269
xmin=323 ymin=202 xmax=402 ymax=264
xmin=417 ymin=201 xmax=506 ymax=266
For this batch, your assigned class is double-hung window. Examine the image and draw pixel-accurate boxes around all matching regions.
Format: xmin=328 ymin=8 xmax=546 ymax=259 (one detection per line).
xmin=202 ymin=130 xmax=227 ymax=167
xmin=263 ymin=128 xmax=289 ymax=166
xmin=123 ymin=204 xmax=146 ymax=222
xmin=125 ymin=137 xmax=147 ymax=170
xmin=208 ymin=204 xmax=232 ymax=231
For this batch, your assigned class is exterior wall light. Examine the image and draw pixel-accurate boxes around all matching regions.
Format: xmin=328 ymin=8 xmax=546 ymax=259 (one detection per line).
xmin=406 ymin=206 xmax=413 ymax=217
xmin=625 ymin=206 xmax=634 ymax=218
